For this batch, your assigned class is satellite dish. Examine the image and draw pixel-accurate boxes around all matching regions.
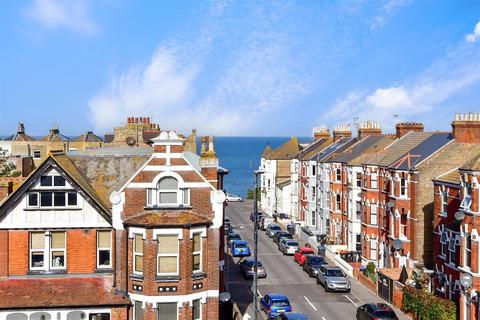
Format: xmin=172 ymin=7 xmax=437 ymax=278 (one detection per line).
xmin=455 ymin=210 xmax=465 ymax=221
xmin=109 ymin=192 xmax=121 ymax=205
xmin=393 ymin=239 xmax=403 ymax=251
xmin=460 ymin=273 xmax=473 ymax=289
xmin=219 ymin=292 xmax=231 ymax=302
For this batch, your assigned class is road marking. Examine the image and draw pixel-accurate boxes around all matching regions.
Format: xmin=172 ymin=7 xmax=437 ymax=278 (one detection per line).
xmin=322 ymin=317 xmax=327 ymax=320
xmin=343 ymin=295 xmax=358 ymax=307
xmin=257 ymin=289 xmax=263 ymax=298
xmin=351 ymin=292 xmax=362 ymax=302
xmin=304 ymin=296 xmax=317 ymax=311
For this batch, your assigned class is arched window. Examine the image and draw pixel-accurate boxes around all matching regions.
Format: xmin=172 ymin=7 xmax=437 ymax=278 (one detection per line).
xmin=147 ymin=176 xmax=190 ymax=207
xmin=6 ymin=313 xmax=28 ymax=320
xmin=158 ymin=177 xmax=179 ymax=205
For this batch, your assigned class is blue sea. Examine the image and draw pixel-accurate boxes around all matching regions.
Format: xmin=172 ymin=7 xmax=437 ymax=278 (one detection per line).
xmin=214 ymin=137 xmax=311 ymax=198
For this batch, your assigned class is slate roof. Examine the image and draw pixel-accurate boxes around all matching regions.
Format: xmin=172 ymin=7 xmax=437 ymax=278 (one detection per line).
xmin=3 ymin=132 xmax=35 ymax=141
xmin=389 ymin=132 xmax=453 ymax=170
xmin=104 ymin=134 xmax=114 ymax=143
xmin=434 ymin=169 xmax=461 ymax=185
xmin=347 ymin=136 xmax=394 ymax=166
xmin=268 ymin=137 xmax=300 ymax=160
xmin=297 ymin=137 xmax=333 ymax=161
xmin=313 ymin=137 xmax=357 ymax=162
xmin=40 ymin=128 xmax=71 ymax=142
xmin=328 ymin=135 xmax=387 ymax=164
xmin=124 ymin=210 xmax=212 ymax=227
xmin=0 ymin=277 xmax=130 ymax=309
xmin=364 ymin=132 xmax=433 ymax=167
xmin=72 ymin=131 xmax=103 ymax=143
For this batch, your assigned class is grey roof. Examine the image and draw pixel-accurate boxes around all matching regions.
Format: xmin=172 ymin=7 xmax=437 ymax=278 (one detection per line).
xmin=183 ymin=151 xmax=201 ymax=171
xmin=68 ymin=146 xmax=153 ymax=156
xmin=328 ymin=135 xmax=386 ymax=163
xmin=391 ymin=132 xmax=453 ymax=170
xmin=104 ymin=134 xmax=114 ymax=144
xmin=313 ymin=137 xmax=357 ymax=161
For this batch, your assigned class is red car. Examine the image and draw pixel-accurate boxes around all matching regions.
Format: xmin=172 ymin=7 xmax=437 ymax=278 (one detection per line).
xmin=294 ymin=247 xmax=315 ymax=265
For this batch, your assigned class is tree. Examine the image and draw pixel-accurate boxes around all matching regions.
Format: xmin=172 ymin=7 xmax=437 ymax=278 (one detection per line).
xmin=0 ymin=148 xmax=20 ymax=177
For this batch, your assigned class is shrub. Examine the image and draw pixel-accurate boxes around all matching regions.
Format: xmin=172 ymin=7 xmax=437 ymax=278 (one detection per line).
xmin=364 ymin=262 xmax=377 ymax=283
xmin=402 ymin=286 xmax=456 ymax=320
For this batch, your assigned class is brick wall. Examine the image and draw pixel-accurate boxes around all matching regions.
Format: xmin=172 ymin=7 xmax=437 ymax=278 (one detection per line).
xmin=67 ymin=229 xmax=97 ymax=273
xmin=8 ymin=230 xmax=28 ymax=275
xmin=0 ymin=230 xmax=8 ymax=277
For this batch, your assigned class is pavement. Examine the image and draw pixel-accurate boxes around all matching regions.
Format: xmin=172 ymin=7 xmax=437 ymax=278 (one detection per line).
xmin=225 ymin=201 xmax=410 ymax=320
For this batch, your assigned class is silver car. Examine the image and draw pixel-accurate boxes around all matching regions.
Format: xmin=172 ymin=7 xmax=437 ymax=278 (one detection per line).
xmin=239 ymin=258 xmax=267 ymax=278
xmin=279 ymin=239 xmax=299 ymax=255
xmin=266 ymin=224 xmax=282 ymax=238
xmin=316 ymin=265 xmax=351 ymax=292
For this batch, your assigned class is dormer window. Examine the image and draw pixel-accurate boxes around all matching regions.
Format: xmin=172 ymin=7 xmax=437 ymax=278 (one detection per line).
xmin=147 ymin=176 xmax=190 ymax=208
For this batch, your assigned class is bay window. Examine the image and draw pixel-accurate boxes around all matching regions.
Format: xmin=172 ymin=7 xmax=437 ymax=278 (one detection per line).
xmin=370 ymin=239 xmax=377 ymax=260
xmin=370 ymin=204 xmax=377 ymax=225
xmin=97 ymin=230 xmax=112 ymax=268
xmin=400 ymin=178 xmax=407 ymax=197
xmin=158 ymin=303 xmax=177 ymax=320
xmin=441 ymin=191 xmax=448 ymax=214
xmin=133 ymin=234 xmax=144 ymax=274
xmin=192 ymin=233 xmax=202 ymax=272
xmin=371 ymin=173 xmax=378 ymax=189
xmin=157 ymin=235 xmax=179 ymax=275
xmin=192 ymin=299 xmax=201 ymax=320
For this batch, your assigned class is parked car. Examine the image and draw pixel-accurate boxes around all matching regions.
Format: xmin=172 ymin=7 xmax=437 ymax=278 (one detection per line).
xmin=239 ymin=258 xmax=267 ymax=278
xmin=279 ymin=240 xmax=300 ymax=255
xmin=302 ymin=255 xmax=327 ymax=277
xmin=227 ymin=232 xmax=241 ymax=245
xmin=226 ymin=193 xmax=243 ymax=202
xmin=231 ymin=240 xmax=251 ymax=257
xmin=273 ymin=231 xmax=292 ymax=244
xmin=294 ymin=247 xmax=315 ymax=265
xmin=275 ymin=312 xmax=310 ymax=320
xmin=224 ymin=217 xmax=231 ymax=224
xmin=356 ymin=303 xmax=399 ymax=320
xmin=260 ymin=293 xmax=292 ymax=319
xmin=260 ymin=217 xmax=274 ymax=231
xmin=316 ymin=265 xmax=351 ymax=292
xmin=225 ymin=224 xmax=233 ymax=235
xmin=266 ymin=224 xmax=282 ymax=238
xmin=250 ymin=211 xmax=263 ymax=222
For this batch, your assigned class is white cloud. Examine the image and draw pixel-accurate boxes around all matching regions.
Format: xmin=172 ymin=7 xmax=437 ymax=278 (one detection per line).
xmin=370 ymin=0 xmax=411 ymax=28
xmin=322 ymin=43 xmax=480 ymax=130
xmin=465 ymin=20 xmax=480 ymax=43
xmin=23 ymin=0 xmax=97 ymax=34
xmin=89 ymin=1 xmax=308 ymax=135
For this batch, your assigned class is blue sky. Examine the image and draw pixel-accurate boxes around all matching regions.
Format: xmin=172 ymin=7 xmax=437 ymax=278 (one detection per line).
xmin=0 ymin=0 xmax=479 ymax=137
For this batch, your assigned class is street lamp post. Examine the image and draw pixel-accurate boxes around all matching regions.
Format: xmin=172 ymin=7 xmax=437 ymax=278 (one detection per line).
xmin=253 ymin=170 xmax=264 ymax=320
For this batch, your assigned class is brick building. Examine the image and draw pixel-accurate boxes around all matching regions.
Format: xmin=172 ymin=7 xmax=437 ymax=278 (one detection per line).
xmin=0 ymin=130 xmax=226 ymax=320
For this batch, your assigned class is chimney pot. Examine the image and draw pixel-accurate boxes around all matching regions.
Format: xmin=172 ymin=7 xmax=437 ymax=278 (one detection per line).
xmin=135 ymin=117 xmax=138 ymax=124
xmin=452 ymin=112 xmax=480 ymax=143
xmin=395 ymin=122 xmax=424 ymax=138
xmin=358 ymin=121 xmax=382 ymax=139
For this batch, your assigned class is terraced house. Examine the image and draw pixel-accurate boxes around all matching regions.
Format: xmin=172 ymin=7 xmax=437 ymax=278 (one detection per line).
xmin=0 ymin=131 xmax=227 ymax=320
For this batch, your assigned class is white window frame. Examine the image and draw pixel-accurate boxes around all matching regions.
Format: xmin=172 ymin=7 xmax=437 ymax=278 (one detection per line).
xmin=30 ymin=191 xmax=78 ymax=209
xmin=400 ymin=178 xmax=408 ymax=197
xmin=192 ymin=232 xmax=203 ymax=273
xmin=440 ymin=231 xmax=447 ymax=257
xmin=27 ymin=192 xmax=39 ymax=208
xmin=30 ymin=231 xmax=67 ymax=272
xmin=146 ymin=176 xmax=190 ymax=208
xmin=157 ymin=234 xmax=179 ymax=276
xmin=336 ymin=194 xmax=341 ymax=211
xmin=311 ymin=211 xmax=316 ymax=226
xmin=134 ymin=301 xmax=144 ymax=320
xmin=441 ymin=191 xmax=448 ymax=214
xmin=29 ymin=231 xmax=47 ymax=271
xmin=370 ymin=239 xmax=377 ymax=260
xmin=33 ymin=150 xmax=41 ymax=159
xmin=49 ymin=231 xmax=66 ymax=270
xmin=371 ymin=204 xmax=377 ymax=225
xmin=97 ymin=230 xmax=112 ymax=269
xmin=461 ymin=190 xmax=472 ymax=210
xmin=465 ymin=233 xmax=472 ymax=269
xmin=157 ymin=302 xmax=178 ymax=320
xmin=371 ymin=173 xmax=378 ymax=189
xmin=448 ymin=235 xmax=456 ymax=263
xmin=336 ymin=168 xmax=341 ymax=182
xmin=133 ymin=234 xmax=144 ymax=275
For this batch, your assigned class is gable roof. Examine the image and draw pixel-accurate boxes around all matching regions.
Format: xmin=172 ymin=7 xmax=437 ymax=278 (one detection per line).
xmin=261 ymin=144 xmax=273 ymax=158
xmin=461 ymin=152 xmax=480 ymax=171
xmin=313 ymin=137 xmax=357 ymax=162
xmin=390 ymin=132 xmax=453 ymax=170
xmin=268 ymin=137 xmax=300 ymax=160
xmin=363 ymin=132 xmax=433 ymax=167
xmin=297 ymin=137 xmax=333 ymax=161
xmin=72 ymin=131 xmax=103 ymax=143
xmin=328 ymin=135 xmax=387 ymax=164
xmin=348 ymin=136 xmax=395 ymax=166
xmin=434 ymin=168 xmax=461 ymax=185
xmin=40 ymin=129 xmax=70 ymax=142
xmin=0 ymin=152 xmax=112 ymax=222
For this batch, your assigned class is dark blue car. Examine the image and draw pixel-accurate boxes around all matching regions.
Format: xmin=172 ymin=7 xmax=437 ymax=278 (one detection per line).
xmin=260 ymin=293 xmax=292 ymax=319
xmin=231 ymin=240 xmax=251 ymax=257
xmin=276 ymin=312 xmax=310 ymax=320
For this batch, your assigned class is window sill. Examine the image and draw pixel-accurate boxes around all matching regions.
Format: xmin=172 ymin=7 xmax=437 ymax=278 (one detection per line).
xmin=145 ymin=205 xmax=193 ymax=210
xmin=24 ymin=207 xmax=82 ymax=211
xmin=130 ymin=274 xmax=144 ymax=281
xmin=156 ymin=275 xmax=181 ymax=282
xmin=27 ymin=270 xmax=67 ymax=275
xmin=191 ymin=271 xmax=207 ymax=280
xmin=95 ymin=268 xmax=113 ymax=273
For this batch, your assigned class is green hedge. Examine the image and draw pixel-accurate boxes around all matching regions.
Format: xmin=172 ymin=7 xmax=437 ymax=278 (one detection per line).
xmin=402 ymin=286 xmax=456 ymax=320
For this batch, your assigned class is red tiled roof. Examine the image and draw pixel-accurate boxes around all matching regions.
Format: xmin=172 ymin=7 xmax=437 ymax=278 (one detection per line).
xmin=124 ymin=210 xmax=212 ymax=227
xmin=0 ymin=277 xmax=130 ymax=309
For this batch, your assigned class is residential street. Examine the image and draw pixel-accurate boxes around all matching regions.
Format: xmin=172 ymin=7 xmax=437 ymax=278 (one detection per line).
xmin=225 ymin=201 xmax=409 ymax=320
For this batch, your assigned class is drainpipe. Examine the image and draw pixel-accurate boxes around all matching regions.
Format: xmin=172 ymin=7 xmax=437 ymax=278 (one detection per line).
xmin=113 ymin=229 xmax=117 ymax=287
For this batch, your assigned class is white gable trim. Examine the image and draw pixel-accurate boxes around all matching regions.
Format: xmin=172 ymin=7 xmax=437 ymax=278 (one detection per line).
xmin=129 ymin=227 xmax=146 ymax=239
xmin=189 ymin=226 xmax=207 ymax=238
xmin=153 ymin=228 xmax=183 ymax=240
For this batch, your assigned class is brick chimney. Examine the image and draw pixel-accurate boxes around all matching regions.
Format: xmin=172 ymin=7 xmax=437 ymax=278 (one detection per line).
xmin=0 ymin=181 xmax=13 ymax=203
xmin=395 ymin=122 xmax=424 ymax=138
xmin=358 ymin=121 xmax=381 ymax=139
xmin=200 ymin=136 xmax=218 ymax=187
xmin=452 ymin=113 xmax=480 ymax=143
xmin=313 ymin=126 xmax=330 ymax=141
xmin=333 ymin=124 xmax=352 ymax=142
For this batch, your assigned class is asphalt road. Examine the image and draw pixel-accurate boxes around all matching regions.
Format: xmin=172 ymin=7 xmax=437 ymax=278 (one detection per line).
xmin=225 ymin=201 xmax=409 ymax=320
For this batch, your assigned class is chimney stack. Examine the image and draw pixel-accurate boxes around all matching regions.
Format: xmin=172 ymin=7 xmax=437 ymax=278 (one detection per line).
xmin=333 ymin=124 xmax=352 ymax=142
xmin=0 ymin=181 xmax=13 ymax=203
xmin=358 ymin=121 xmax=381 ymax=139
xmin=200 ymin=135 xmax=218 ymax=187
xmin=452 ymin=113 xmax=480 ymax=143
xmin=313 ymin=126 xmax=330 ymax=141
xmin=395 ymin=122 xmax=424 ymax=139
